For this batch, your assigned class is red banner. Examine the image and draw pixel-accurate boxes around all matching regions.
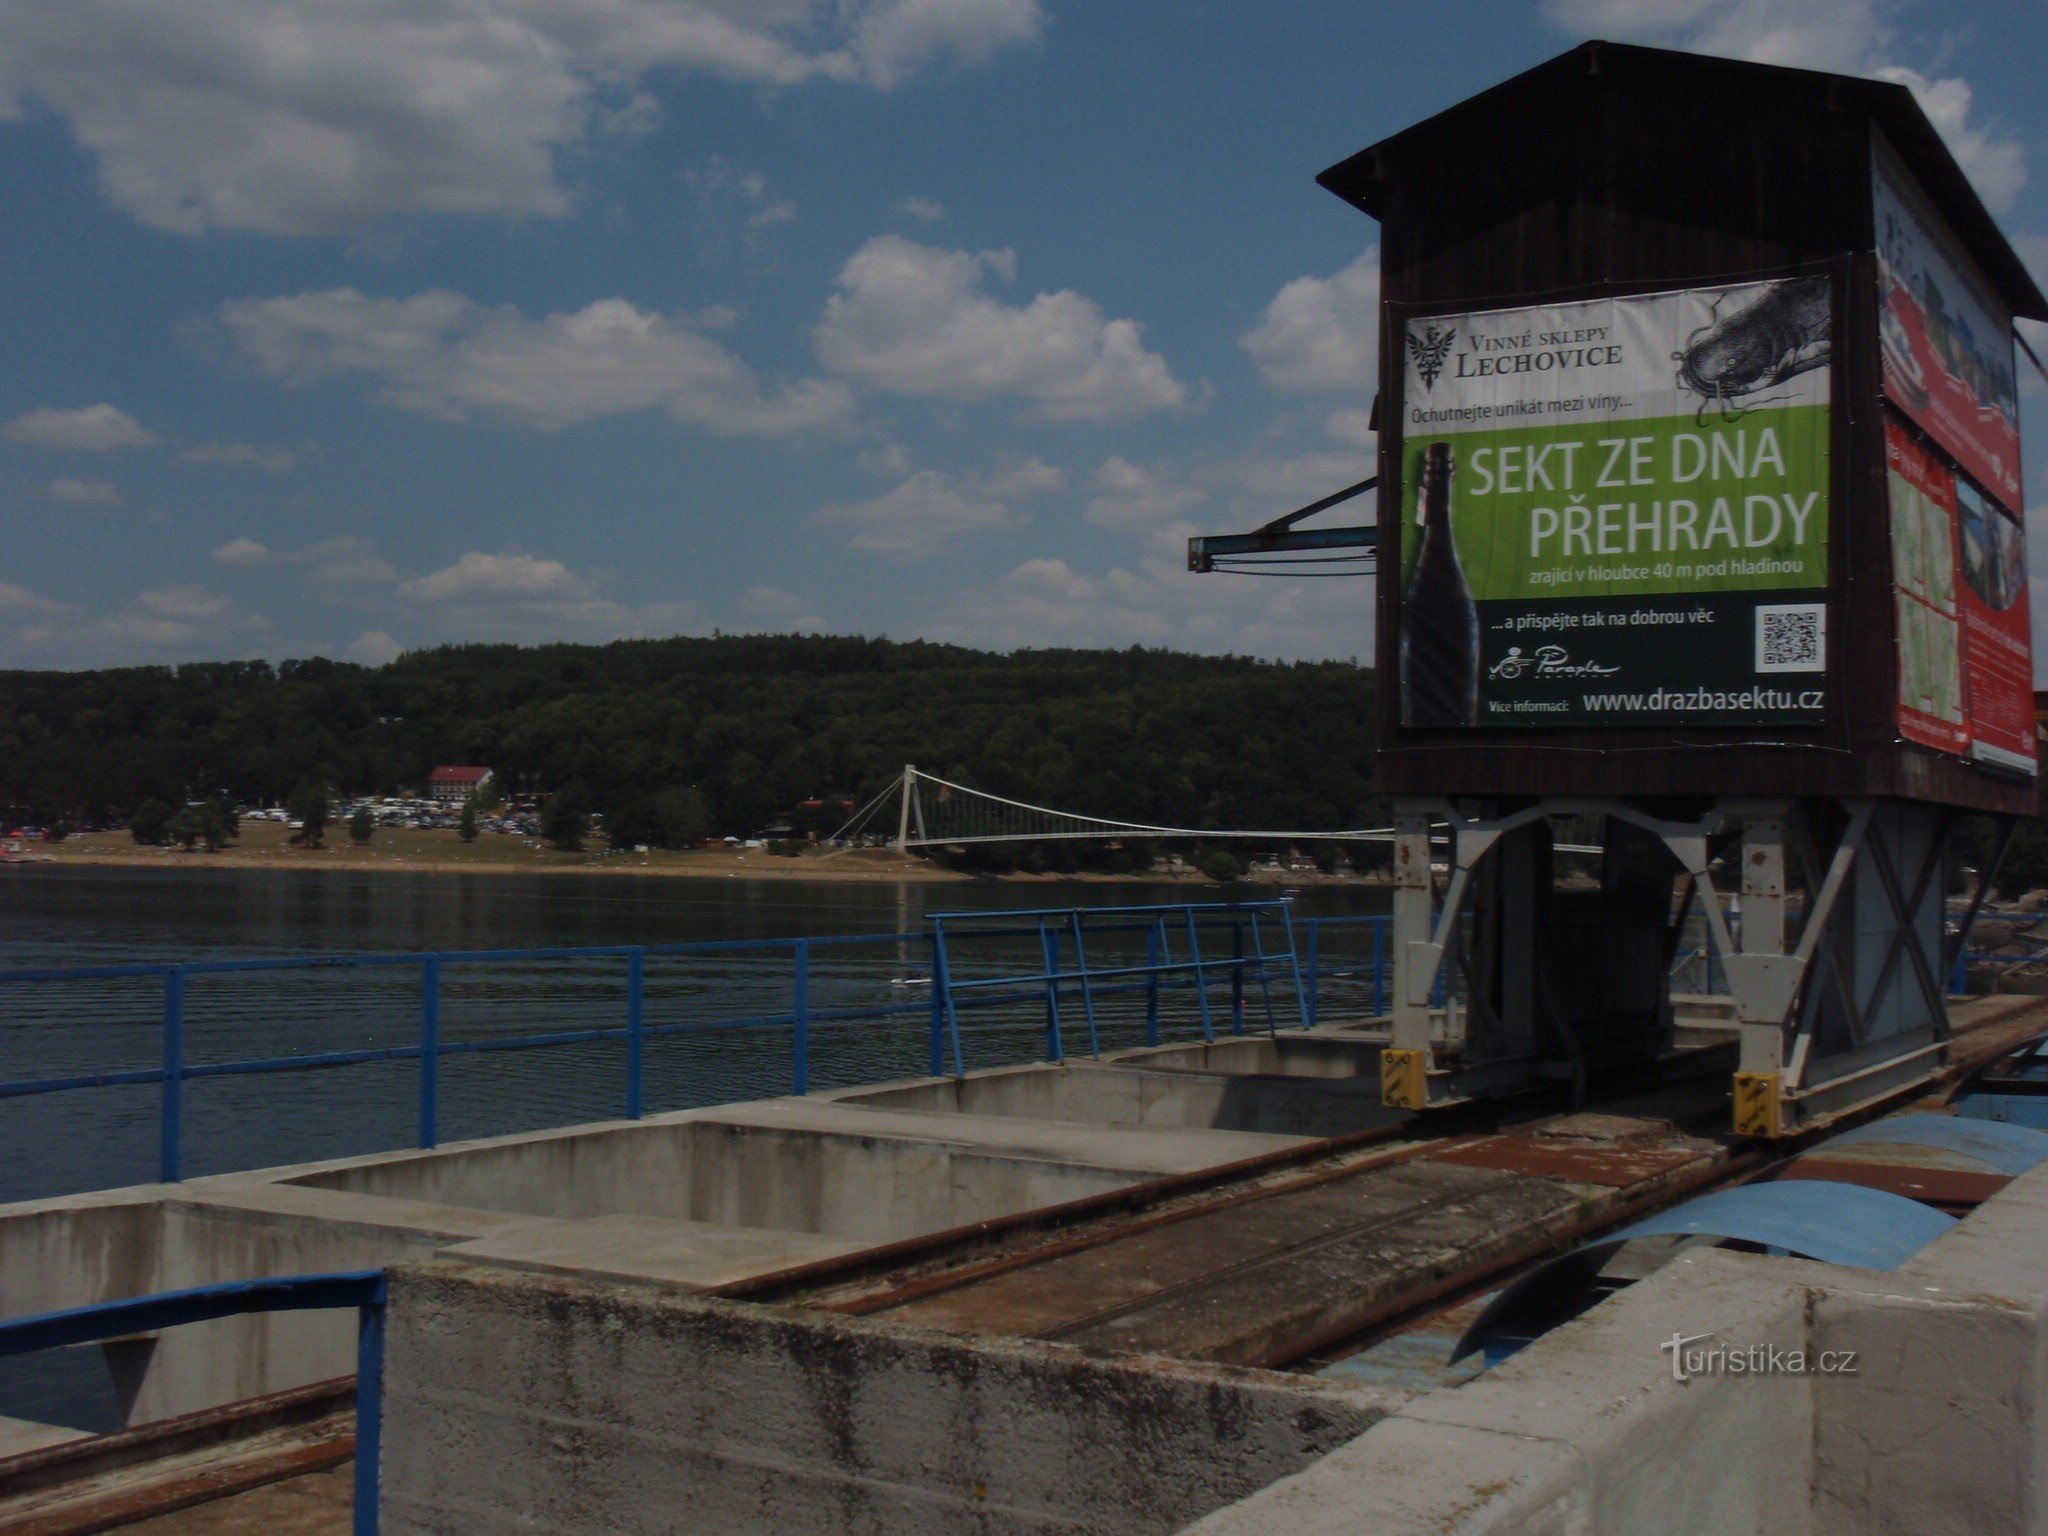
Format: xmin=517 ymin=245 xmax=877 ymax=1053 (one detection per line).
xmin=1954 ymin=475 xmax=2037 ymax=775
xmin=1874 ymin=135 xmax=2023 ymax=507
xmin=1885 ymin=421 xmax=1968 ymax=755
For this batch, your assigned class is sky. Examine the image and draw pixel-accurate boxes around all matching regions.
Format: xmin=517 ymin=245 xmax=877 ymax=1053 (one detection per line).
xmin=2 ymin=0 xmax=2045 ymax=673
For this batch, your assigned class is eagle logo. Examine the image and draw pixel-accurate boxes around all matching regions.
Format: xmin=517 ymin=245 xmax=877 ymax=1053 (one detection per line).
xmin=1407 ymin=324 xmax=1456 ymax=390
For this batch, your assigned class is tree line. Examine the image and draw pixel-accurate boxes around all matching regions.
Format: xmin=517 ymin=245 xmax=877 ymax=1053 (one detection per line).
xmin=0 ymin=636 xmax=1383 ymax=853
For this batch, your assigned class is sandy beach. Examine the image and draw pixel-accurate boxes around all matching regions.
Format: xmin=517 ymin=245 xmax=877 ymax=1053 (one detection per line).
xmin=7 ymin=823 xmax=1334 ymax=885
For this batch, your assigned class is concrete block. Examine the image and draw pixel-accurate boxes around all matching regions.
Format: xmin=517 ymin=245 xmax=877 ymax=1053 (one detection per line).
xmin=1809 ymin=1287 xmax=2043 ymax=1536
xmin=1898 ymin=1159 xmax=2048 ymax=1309
xmin=837 ymin=1062 xmax=1399 ymax=1140
xmin=1396 ymin=1248 xmax=1813 ymax=1536
xmin=0 ymin=1195 xmax=163 ymax=1320
xmin=441 ymin=1213 xmax=870 ymax=1289
xmin=1178 ymin=1416 xmax=1589 ymax=1535
xmin=1795 ymin=1164 xmax=2048 ymax=1536
xmin=380 ymin=1261 xmax=1402 ymax=1536
xmin=0 ymin=1414 xmax=88 ymax=1457
xmin=706 ymin=1098 xmax=1309 ymax=1174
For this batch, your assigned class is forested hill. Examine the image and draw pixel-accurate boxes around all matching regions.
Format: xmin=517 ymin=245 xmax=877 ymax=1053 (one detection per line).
xmin=0 ymin=636 xmax=1378 ymax=837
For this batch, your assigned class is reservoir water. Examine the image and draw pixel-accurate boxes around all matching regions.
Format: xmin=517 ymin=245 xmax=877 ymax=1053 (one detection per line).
xmin=0 ymin=866 xmax=1391 ymax=1204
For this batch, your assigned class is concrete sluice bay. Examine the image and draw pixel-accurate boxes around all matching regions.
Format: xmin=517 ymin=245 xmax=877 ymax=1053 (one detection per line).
xmin=0 ymin=867 xmax=1391 ymax=1203
xmin=12 ymin=868 xmax=2048 ymax=1534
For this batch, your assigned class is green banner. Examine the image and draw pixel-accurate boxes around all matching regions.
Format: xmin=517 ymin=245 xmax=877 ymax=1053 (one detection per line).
xmin=1396 ymin=281 xmax=1833 ymax=729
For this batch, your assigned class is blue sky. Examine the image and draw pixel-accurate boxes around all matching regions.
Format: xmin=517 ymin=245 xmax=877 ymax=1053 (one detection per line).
xmin=2 ymin=0 xmax=2044 ymax=671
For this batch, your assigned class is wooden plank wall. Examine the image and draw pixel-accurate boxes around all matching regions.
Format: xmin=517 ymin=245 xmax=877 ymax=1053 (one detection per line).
xmin=1360 ymin=50 xmax=2030 ymax=814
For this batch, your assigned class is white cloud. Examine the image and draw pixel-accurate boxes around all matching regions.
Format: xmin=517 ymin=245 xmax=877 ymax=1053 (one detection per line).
xmin=938 ymin=420 xmax=1377 ymax=657
xmin=1223 ymin=442 xmax=1378 ymax=515
xmin=211 ymin=535 xmax=395 ymax=593
xmin=0 ymin=581 xmax=67 ymax=615
xmin=345 ymin=630 xmax=405 ymax=666
xmin=735 ymin=586 xmax=825 ymax=632
xmin=844 ymin=0 xmax=1042 ymax=89
xmin=394 ymin=548 xmax=698 ymax=644
xmin=1084 ymin=457 xmax=1206 ymax=530
xmin=1544 ymin=0 xmax=2026 ymax=211
xmin=738 ymin=584 xmax=808 ymax=616
xmin=858 ymin=442 xmax=914 ymax=478
xmin=1242 ymin=249 xmax=1379 ymax=395
xmin=1081 ymin=418 xmax=1374 ymax=545
xmin=1324 ymin=408 xmax=1377 ymax=449
xmin=1872 ymin=67 xmax=2027 ymax=213
xmin=44 ymin=477 xmax=122 ymax=507
xmin=2018 ymin=237 xmax=2048 ymax=400
xmin=5 ymin=403 xmax=159 ymax=451
xmin=923 ymin=558 xmax=1175 ymax=649
xmin=917 ymin=545 xmax=1372 ymax=660
xmin=138 ymin=584 xmax=231 ymax=621
xmin=683 ymin=158 xmax=798 ymax=261
xmin=222 ymin=288 xmax=855 ymax=435
xmin=0 ymin=0 xmax=1044 ymax=237
xmin=212 ymin=538 xmax=271 ymax=566
xmin=402 ymin=551 xmax=588 ymax=603
xmin=0 ymin=583 xmax=270 ymax=665
xmin=815 ymin=235 xmax=1189 ymax=422
xmin=297 ymin=537 xmax=397 ymax=591
xmin=813 ymin=457 xmax=1062 ymax=558
xmin=180 ymin=441 xmax=298 ymax=474
xmin=1546 ymin=0 xmax=1879 ymax=72
xmin=899 ymin=196 xmax=945 ymax=223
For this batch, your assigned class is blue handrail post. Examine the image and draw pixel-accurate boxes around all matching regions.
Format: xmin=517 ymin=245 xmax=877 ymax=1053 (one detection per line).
xmin=160 ymin=966 xmax=184 ymax=1183
xmin=354 ymin=1284 xmax=387 ymax=1536
xmin=1248 ymin=913 xmax=1281 ymax=1034
xmin=1305 ymin=921 xmax=1321 ymax=1030
xmin=1144 ymin=919 xmax=1163 ymax=1047
xmin=1066 ymin=910 xmax=1101 ymax=1059
xmin=931 ymin=918 xmax=967 ymax=1077
xmin=792 ymin=940 xmax=810 ymax=1095
xmin=1275 ymin=904 xmax=1309 ymax=1031
xmin=927 ymin=931 xmax=945 ymax=1077
xmin=1230 ymin=921 xmax=1246 ymax=1036
xmin=1372 ymin=917 xmax=1386 ymax=1016
xmin=625 ymin=947 xmax=645 ymax=1120
xmin=0 ymin=1271 xmax=389 ymax=1536
xmin=1039 ymin=923 xmax=1064 ymax=1063
xmin=1951 ymin=943 xmax=1970 ymax=996
xmin=1185 ymin=909 xmax=1215 ymax=1043
xmin=418 ymin=955 xmax=440 ymax=1150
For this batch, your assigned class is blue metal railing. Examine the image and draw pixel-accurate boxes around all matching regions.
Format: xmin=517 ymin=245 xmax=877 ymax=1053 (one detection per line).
xmin=0 ymin=1271 xmax=387 ymax=1534
xmin=926 ymin=901 xmax=1311 ymax=1074
xmin=0 ymin=904 xmax=1394 ymax=1190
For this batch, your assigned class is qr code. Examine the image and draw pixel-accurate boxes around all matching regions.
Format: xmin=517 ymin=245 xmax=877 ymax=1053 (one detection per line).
xmin=1755 ymin=603 xmax=1826 ymax=673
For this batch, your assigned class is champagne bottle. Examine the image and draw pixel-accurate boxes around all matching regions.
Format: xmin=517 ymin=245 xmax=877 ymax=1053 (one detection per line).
xmin=1400 ymin=442 xmax=1480 ymax=727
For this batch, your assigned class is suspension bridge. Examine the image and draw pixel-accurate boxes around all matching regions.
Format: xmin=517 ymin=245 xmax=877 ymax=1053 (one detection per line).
xmin=831 ymin=765 xmax=1604 ymax=854
xmin=827 ymin=766 xmax=1392 ymax=850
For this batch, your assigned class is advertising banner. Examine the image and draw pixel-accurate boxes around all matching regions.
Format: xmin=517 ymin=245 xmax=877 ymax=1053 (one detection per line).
xmin=1397 ymin=279 xmax=1830 ymax=729
xmin=1873 ymin=133 xmax=2022 ymax=507
xmin=1884 ymin=418 xmax=1967 ymax=755
xmin=1955 ymin=476 xmax=2037 ymax=774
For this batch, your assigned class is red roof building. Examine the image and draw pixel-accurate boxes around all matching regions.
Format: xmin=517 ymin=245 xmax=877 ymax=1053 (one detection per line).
xmin=426 ymin=766 xmax=494 ymax=802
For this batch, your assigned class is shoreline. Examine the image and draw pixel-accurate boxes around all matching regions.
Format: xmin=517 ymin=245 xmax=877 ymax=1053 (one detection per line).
xmin=10 ymin=826 xmax=1383 ymax=888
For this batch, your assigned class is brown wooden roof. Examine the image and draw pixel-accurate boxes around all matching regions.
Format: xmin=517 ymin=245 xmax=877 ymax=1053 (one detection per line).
xmin=1318 ymin=40 xmax=2047 ymax=322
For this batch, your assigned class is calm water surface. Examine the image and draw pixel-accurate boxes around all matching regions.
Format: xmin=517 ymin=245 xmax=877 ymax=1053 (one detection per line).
xmin=0 ymin=865 xmax=1391 ymax=1203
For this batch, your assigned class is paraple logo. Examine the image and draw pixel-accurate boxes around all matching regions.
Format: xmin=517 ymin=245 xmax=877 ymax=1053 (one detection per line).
xmin=1408 ymin=324 xmax=1456 ymax=390
xmin=1488 ymin=644 xmax=1620 ymax=681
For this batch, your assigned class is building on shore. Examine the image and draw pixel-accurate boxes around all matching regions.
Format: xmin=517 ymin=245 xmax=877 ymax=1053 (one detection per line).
xmin=425 ymin=766 xmax=493 ymax=803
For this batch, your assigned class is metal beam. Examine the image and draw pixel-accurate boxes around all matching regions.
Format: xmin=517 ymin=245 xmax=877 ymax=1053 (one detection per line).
xmin=1187 ymin=475 xmax=1378 ymax=572
xmin=1188 ymin=524 xmax=1376 ymax=570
